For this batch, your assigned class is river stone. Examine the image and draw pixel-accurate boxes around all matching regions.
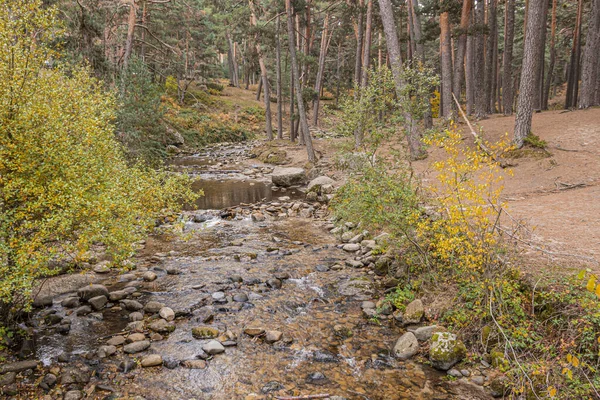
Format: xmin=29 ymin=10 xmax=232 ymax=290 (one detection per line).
xmin=108 ymin=290 xmax=129 ymax=301
xmin=393 ymin=332 xmax=419 ymax=360
xmin=127 ymin=321 xmax=145 ymax=332
xmin=39 ymin=373 xmax=57 ymax=390
xmin=233 ymin=293 xmax=248 ymax=302
xmin=121 ymin=299 xmax=144 ymax=311
xmin=88 ymin=295 xmax=107 ymax=311
xmin=340 ymin=231 xmax=354 ymax=243
xmin=0 ymin=360 xmax=38 ymax=374
xmin=97 ymin=345 xmax=117 ymax=358
xmin=266 ymin=278 xmax=282 ymax=289
xmin=307 ymin=176 xmax=335 ymax=192
xmin=202 ymin=340 xmax=225 ymax=355
xmin=127 ymin=333 xmax=146 ymax=343
xmin=141 ymin=354 xmax=163 ymax=367
xmin=77 ymin=284 xmax=109 ymax=301
xmin=124 ymin=340 xmax=150 ymax=354
xmin=64 ymin=390 xmax=83 ymax=400
xmin=144 ymin=301 xmax=164 ymax=313
xmin=345 ymin=259 xmax=363 ymax=268
xmin=159 ymin=307 xmax=175 ymax=321
xmin=348 ymin=234 xmax=364 ymax=244
xmin=142 ymin=271 xmax=157 ymax=282
xmin=130 ymin=312 xmax=144 ymax=322
xmin=342 ymin=243 xmax=360 ymax=252
xmin=271 ymin=167 xmax=306 ymax=187
xmin=403 ymin=299 xmax=424 ymax=325
xmin=61 ymin=297 xmax=80 ymax=308
xmin=261 ymin=381 xmax=284 ymax=393
xmin=0 ymin=372 xmax=16 ymax=386
xmin=265 ymin=331 xmax=283 ymax=344
xmin=192 ymin=326 xmax=219 ymax=339
xmin=244 ymin=325 xmax=265 ymax=337
xmin=149 ymin=319 xmax=175 ymax=333
xmin=61 ymin=367 xmax=90 ymax=385
xmin=182 ymin=360 xmax=207 ymax=369
xmin=107 ymin=335 xmax=125 ymax=346
xmin=429 ymin=332 xmax=467 ymax=370
xmin=448 ymin=369 xmax=463 ymax=378
xmin=93 ymin=261 xmax=111 ymax=274
xmin=412 ymin=325 xmax=445 ymax=342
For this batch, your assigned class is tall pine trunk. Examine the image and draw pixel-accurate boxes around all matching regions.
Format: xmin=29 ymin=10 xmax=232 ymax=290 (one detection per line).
xmin=276 ymin=15 xmax=283 ymax=139
xmin=579 ymin=0 xmax=600 ymax=108
xmin=354 ymin=0 xmax=365 ymax=90
xmin=466 ymin=25 xmax=475 ymax=115
xmin=533 ymin=0 xmax=548 ymax=111
xmin=313 ymin=14 xmax=331 ymax=126
xmin=484 ymin=0 xmax=497 ymax=113
xmin=122 ymin=0 xmax=137 ymax=70
xmin=514 ymin=0 xmax=546 ymax=148
xmin=543 ymin=0 xmax=557 ymax=109
xmin=502 ymin=0 xmax=516 ymax=114
xmin=378 ymin=0 xmax=424 ymax=160
xmin=474 ymin=0 xmax=487 ymax=118
xmin=440 ymin=11 xmax=454 ymax=118
xmin=453 ymin=0 xmax=472 ymax=103
xmin=565 ymin=0 xmax=583 ymax=108
xmin=285 ymin=0 xmax=316 ymax=162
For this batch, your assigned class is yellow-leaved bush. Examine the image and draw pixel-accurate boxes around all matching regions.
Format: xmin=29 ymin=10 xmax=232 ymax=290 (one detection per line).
xmin=416 ymin=125 xmax=513 ymax=278
xmin=0 ymin=0 xmax=196 ymax=315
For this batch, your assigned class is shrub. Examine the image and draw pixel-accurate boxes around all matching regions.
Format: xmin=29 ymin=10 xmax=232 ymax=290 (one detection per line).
xmin=0 ymin=0 xmax=197 ymax=322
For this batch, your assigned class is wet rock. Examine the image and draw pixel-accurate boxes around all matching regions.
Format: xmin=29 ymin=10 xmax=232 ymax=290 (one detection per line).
xmin=429 ymin=332 xmax=467 ymax=371
xmin=45 ymin=314 xmax=63 ymax=325
xmin=0 ymin=371 xmax=16 ymax=386
xmin=251 ymin=212 xmax=266 ymax=222
xmin=313 ymin=350 xmax=338 ymax=363
xmin=149 ymin=319 xmax=175 ymax=333
xmin=229 ymin=275 xmax=243 ymax=283
xmin=373 ymin=257 xmax=391 ymax=276
xmin=244 ymin=325 xmax=265 ymax=337
xmin=306 ymin=371 xmax=328 ymax=385
xmin=33 ymin=296 xmax=54 ymax=308
xmin=141 ymin=354 xmax=163 ymax=367
xmin=308 ymin=176 xmax=335 ymax=192
xmin=61 ymin=366 xmax=90 ymax=385
xmin=266 ymin=278 xmax=282 ymax=289
xmin=121 ymin=299 xmax=144 ymax=311
xmin=124 ymin=340 xmax=150 ymax=354
xmin=107 ymin=335 xmax=126 ymax=346
xmin=211 ymin=292 xmax=226 ymax=301
xmin=448 ymin=369 xmax=463 ymax=378
xmin=88 ymin=295 xmax=107 ymax=311
xmin=349 ymin=234 xmax=364 ymax=244
xmin=412 ymin=325 xmax=445 ymax=342
xmin=166 ymin=267 xmax=181 ymax=275
xmin=248 ymin=293 xmax=263 ymax=301
xmin=163 ymin=357 xmax=180 ymax=369
xmin=315 ymin=264 xmax=329 ymax=272
xmin=129 ymin=312 xmax=144 ymax=322
xmin=61 ymin=297 xmax=80 ymax=308
xmin=403 ymin=299 xmax=424 ymax=325
xmin=471 ymin=376 xmax=485 ymax=386
xmin=261 ymin=381 xmax=284 ymax=394
xmin=362 ymin=301 xmax=376 ymax=309
xmin=77 ymin=284 xmax=109 ymax=301
xmin=97 ymin=345 xmax=117 ymax=358
xmin=64 ymin=390 xmax=83 ymax=400
xmin=108 ymin=290 xmax=129 ymax=301
xmin=202 ymin=340 xmax=225 ymax=355
xmin=38 ymin=373 xmax=57 ymax=390
xmin=265 ymin=331 xmax=283 ymax=344
xmin=233 ymin=293 xmax=248 ymax=302
xmin=271 ymin=167 xmax=306 ymax=187
xmin=127 ymin=321 xmax=145 ymax=332
xmin=342 ymin=243 xmax=360 ymax=252
xmin=58 ymin=353 xmax=70 ymax=363
xmin=150 ymin=333 xmax=163 ymax=341
xmin=0 ymin=360 xmax=38 ymax=374
xmin=182 ymin=359 xmax=207 ymax=369
xmin=144 ymin=301 xmax=164 ymax=313
xmin=159 ymin=307 xmax=175 ymax=321
xmin=118 ymin=359 xmax=137 ymax=373
xmin=345 ymin=259 xmax=363 ymax=268
xmin=142 ymin=271 xmax=157 ymax=282
xmin=393 ymin=332 xmax=419 ymax=360
xmin=461 ymin=369 xmax=471 ymax=377
xmin=192 ymin=326 xmax=219 ymax=339
xmin=93 ymin=261 xmax=111 ymax=274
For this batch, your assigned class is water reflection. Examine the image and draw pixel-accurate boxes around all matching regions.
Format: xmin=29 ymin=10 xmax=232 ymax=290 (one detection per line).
xmin=190 ymin=179 xmax=303 ymax=210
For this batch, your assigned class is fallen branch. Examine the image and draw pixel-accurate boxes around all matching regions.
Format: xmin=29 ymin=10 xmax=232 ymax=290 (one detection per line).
xmin=452 ymin=93 xmax=496 ymax=158
xmin=275 ymin=395 xmax=330 ymax=400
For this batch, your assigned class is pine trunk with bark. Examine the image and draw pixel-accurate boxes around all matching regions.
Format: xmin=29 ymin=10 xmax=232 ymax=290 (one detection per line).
xmin=354 ymin=0 xmax=365 ymax=90
xmin=313 ymin=14 xmax=331 ymax=126
xmin=543 ymin=0 xmax=557 ymax=109
xmin=565 ymin=0 xmax=583 ymax=108
xmin=123 ymin=0 xmax=137 ymax=70
xmin=378 ymin=0 xmax=424 ymax=160
xmin=276 ymin=15 xmax=283 ymax=139
xmin=484 ymin=0 xmax=498 ymax=114
xmin=533 ymin=0 xmax=549 ymax=111
xmin=514 ymin=0 xmax=546 ymax=148
xmin=440 ymin=11 xmax=453 ymax=119
xmin=579 ymin=0 xmax=600 ymax=108
xmin=502 ymin=0 xmax=516 ymax=114
xmin=473 ymin=0 xmax=486 ymax=118
xmin=453 ymin=0 xmax=472 ymax=103
xmin=466 ymin=25 xmax=475 ymax=115
xmin=285 ymin=0 xmax=316 ymax=162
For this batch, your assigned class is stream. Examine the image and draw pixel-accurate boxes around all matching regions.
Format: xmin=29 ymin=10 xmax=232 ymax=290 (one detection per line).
xmin=24 ymin=143 xmax=484 ymax=400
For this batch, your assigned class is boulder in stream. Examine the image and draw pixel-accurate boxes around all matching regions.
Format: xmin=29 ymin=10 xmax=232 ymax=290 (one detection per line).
xmin=429 ymin=332 xmax=467 ymax=370
xmin=271 ymin=167 xmax=306 ymax=187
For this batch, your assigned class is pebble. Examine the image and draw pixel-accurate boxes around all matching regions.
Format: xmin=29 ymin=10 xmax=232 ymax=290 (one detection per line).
xmin=144 ymin=301 xmax=164 ymax=313
xmin=130 ymin=312 xmax=144 ymax=321
xmin=233 ymin=293 xmax=248 ymax=302
xmin=124 ymin=340 xmax=150 ymax=354
xmin=97 ymin=345 xmax=117 ymax=358
xmin=139 ymin=355 xmax=161 ymax=368
xmin=471 ymin=376 xmax=485 ymax=385
xmin=202 ymin=340 xmax=225 ymax=355
xmin=448 ymin=369 xmax=463 ymax=378
xmin=88 ymin=295 xmax=107 ymax=311
xmin=182 ymin=359 xmax=207 ymax=369
xmin=121 ymin=300 xmax=144 ymax=311
xmin=159 ymin=307 xmax=175 ymax=321
xmin=127 ymin=333 xmax=146 ymax=343
xmin=265 ymin=331 xmax=283 ymax=343
xmin=64 ymin=390 xmax=83 ymax=400
xmin=107 ymin=335 xmax=125 ymax=346
xmin=143 ymin=271 xmax=157 ymax=281
xmin=211 ymin=292 xmax=225 ymax=301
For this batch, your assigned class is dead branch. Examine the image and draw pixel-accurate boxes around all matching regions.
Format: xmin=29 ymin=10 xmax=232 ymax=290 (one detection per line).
xmin=451 ymin=93 xmax=497 ymax=160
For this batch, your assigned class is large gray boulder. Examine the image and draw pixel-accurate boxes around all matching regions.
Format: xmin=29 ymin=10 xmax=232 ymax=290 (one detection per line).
xmin=77 ymin=284 xmax=109 ymax=301
xmin=393 ymin=332 xmax=419 ymax=360
xmin=271 ymin=167 xmax=306 ymax=187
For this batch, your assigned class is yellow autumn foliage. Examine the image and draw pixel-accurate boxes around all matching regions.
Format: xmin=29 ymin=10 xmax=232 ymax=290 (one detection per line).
xmin=0 ymin=0 xmax=196 ymax=312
